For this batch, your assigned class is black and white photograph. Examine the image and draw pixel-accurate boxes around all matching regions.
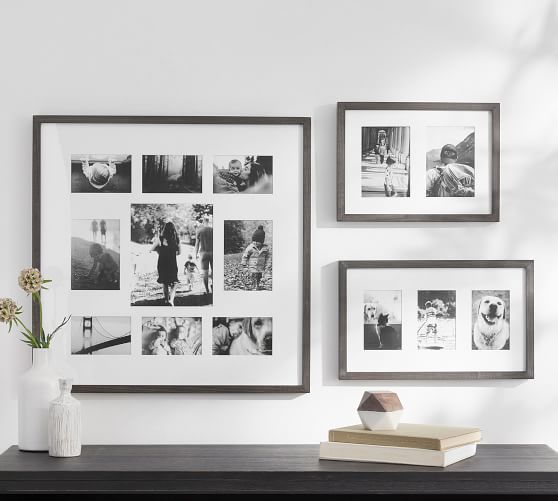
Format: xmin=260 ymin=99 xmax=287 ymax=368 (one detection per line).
xmin=472 ymin=290 xmax=510 ymax=350
xmin=224 ymin=220 xmax=272 ymax=291
xmin=426 ymin=126 xmax=475 ymax=197
xmin=417 ymin=290 xmax=456 ymax=350
xmin=212 ymin=317 xmax=272 ymax=355
xmin=142 ymin=155 xmax=202 ymax=193
xmin=71 ymin=219 xmax=120 ymax=290
xmin=131 ymin=203 xmax=213 ymax=306
xmin=71 ymin=154 xmax=131 ymax=193
xmin=142 ymin=317 xmax=202 ymax=355
xmin=363 ymin=290 xmax=402 ymax=350
xmin=213 ymin=155 xmax=273 ymax=194
xmin=71 ymin=316 xmax=131 ymax=355
xmin=361 ymin=127 xmax=410 ymax=197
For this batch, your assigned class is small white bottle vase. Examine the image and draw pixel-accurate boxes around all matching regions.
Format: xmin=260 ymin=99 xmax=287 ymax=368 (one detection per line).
xmin=48 ymin=378 xmax=82 ymax=457
xmin=18 ymin=348 xmax=59 ymax=451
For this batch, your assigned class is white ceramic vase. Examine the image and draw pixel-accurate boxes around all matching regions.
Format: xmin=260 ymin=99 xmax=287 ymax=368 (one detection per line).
xmin=18 ymin=348 xmax=59 ymax=451
xmin=48 ymin=378 xmax=81 ymax=457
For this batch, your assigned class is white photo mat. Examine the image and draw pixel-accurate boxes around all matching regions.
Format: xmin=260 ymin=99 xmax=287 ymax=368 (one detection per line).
xmin=35 ymin=119 xmax=309 ymax=391
xmin=345 ymin=109 xmax=491 ymax=215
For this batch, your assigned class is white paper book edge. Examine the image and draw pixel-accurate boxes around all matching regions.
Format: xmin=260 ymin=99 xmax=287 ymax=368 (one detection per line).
xmin=319 ymin=441 xmax=477 ymax=467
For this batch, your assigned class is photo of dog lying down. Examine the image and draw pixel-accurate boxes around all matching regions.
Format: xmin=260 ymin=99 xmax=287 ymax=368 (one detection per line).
xmin=472 ymin=290 xmax=510 ymax=350
xmin=363 ymin=290 xmax=402 ymax=350
xmin=212 ymin=317 xmax=272 ymax=355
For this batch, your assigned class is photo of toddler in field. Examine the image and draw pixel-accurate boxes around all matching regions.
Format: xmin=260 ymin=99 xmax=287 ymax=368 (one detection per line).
xmin=223 ymin=220 xmax=272 ymax=291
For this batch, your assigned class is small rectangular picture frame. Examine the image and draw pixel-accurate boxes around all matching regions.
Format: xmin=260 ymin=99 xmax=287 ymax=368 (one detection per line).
xmin=337 ymin=102 xmax=500 ymax=222
xmin=339 ymin=260 xmax=534 ymax=380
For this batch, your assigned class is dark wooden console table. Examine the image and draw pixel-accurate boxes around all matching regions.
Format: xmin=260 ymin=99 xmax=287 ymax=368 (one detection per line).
xmin=1 ymin=444 xmax=558 ymax=494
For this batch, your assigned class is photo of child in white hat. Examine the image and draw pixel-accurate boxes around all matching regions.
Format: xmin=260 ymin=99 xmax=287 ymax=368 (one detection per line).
xmin=71 ymin=154 xmax=132 ymax=193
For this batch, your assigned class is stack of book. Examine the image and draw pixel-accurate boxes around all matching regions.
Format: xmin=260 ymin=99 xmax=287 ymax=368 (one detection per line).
xmin=320 ymin=423 xmax=482 ymax=467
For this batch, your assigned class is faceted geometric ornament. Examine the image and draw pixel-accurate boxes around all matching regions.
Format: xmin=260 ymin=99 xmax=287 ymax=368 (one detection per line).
xmin=357 ymin=391 xmax=403 ymax=431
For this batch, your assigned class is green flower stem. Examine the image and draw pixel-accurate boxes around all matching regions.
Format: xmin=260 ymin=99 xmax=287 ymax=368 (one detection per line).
xmin=39 ymin=293 xmax=44 ymax=344
xmin=15 ymin=316 xmax=33 ymax=337
xmin=32 ymin=292 xmax=44 ymax=344
xmin=13 ymin=317 xmax=40 ymax=348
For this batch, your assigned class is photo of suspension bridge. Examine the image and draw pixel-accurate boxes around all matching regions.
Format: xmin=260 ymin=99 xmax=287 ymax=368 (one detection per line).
xmin=71 ymin=316 xmax=131 ymax=355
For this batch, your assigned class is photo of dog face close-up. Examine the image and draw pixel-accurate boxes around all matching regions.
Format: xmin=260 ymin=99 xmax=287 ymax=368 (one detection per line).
xmin=472 ymin=290 xmax=510 ymax=350
xmin=212 ymin=317 xmax=272 ymax=356
xmin=363 ymin=303 xmax=378 ymax=324
xmin=363 ymin=291 xmax=402 ymax=350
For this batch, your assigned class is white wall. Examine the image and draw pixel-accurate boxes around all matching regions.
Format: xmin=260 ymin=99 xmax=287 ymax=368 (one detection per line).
xmin=1 ymin=0 xmax=558 ymax=451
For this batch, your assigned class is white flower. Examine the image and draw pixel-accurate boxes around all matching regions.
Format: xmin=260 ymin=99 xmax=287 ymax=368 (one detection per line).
xmin=0 ymin=298 xmax=18 ymax=323
xmin=18 ymin=268 xmax=42 ymax=294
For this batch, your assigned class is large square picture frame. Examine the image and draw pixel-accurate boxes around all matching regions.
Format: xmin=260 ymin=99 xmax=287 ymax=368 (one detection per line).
xmin=33 ymin=115 xmax=311 ymax=393
xmin=339 ymin=260 xmax=534 ymax=380
xmin=337 ymin=102 xmax=500 ymax=222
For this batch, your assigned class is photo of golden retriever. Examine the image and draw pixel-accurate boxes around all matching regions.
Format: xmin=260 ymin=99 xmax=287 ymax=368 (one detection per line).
xmin=363 ymin=302 xmax=381 ymax=346
xmin=229 ymin=317 xmax=272 ymax=355
xmin=212 ymin=317 xmax=272 ymax=356
xmin=364 ymin=303 xmax=378 ymax=324
xmin=363 ymin=291 xmax=402 ymax=350
xmin=472 ymin=291 xmax=510 ymax=350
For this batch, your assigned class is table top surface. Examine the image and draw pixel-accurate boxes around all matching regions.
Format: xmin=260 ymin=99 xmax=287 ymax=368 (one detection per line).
xmin=1 ymin=444 xmax=558 ymax=473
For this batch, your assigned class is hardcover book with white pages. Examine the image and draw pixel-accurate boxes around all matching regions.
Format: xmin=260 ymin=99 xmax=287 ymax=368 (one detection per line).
xmin=319 ymin=441 xmax=477 ymax=468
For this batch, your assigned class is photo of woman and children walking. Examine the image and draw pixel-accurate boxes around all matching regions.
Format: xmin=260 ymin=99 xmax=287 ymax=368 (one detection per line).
xmin=212 ymin=317 xmax=272 ymax=356
xmin=223 ymin=220 xmax=272 ymax=291
xmin=142 ymin=317 xmax=202 ymax=355
xmin=131 ymin=203 xmax=213 ymax=306
xmin=213 ymin=155 xmax=273 ymax=194
xmin=71 ymin=219 xmax=120 ymax=290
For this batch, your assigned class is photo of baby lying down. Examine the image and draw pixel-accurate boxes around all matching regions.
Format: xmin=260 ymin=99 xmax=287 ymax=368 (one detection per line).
xmin=142 ymin=317 xmax=202 ymax=355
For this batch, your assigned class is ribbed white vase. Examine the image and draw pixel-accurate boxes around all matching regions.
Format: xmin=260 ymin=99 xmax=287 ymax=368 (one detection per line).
xmin=48 ymin=378 xmax=81 ymax=457
xmin=18 ymin=348 xmax=59 ymax=451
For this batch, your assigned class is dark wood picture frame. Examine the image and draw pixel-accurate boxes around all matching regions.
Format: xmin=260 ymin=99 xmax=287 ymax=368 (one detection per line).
xmin=338 ymin=260 xmax=534 ymax=380
xmin=32 ymin=115 xmax=311 ymax=393
xmin=337 ymin=102 xmax=500 ymax=222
